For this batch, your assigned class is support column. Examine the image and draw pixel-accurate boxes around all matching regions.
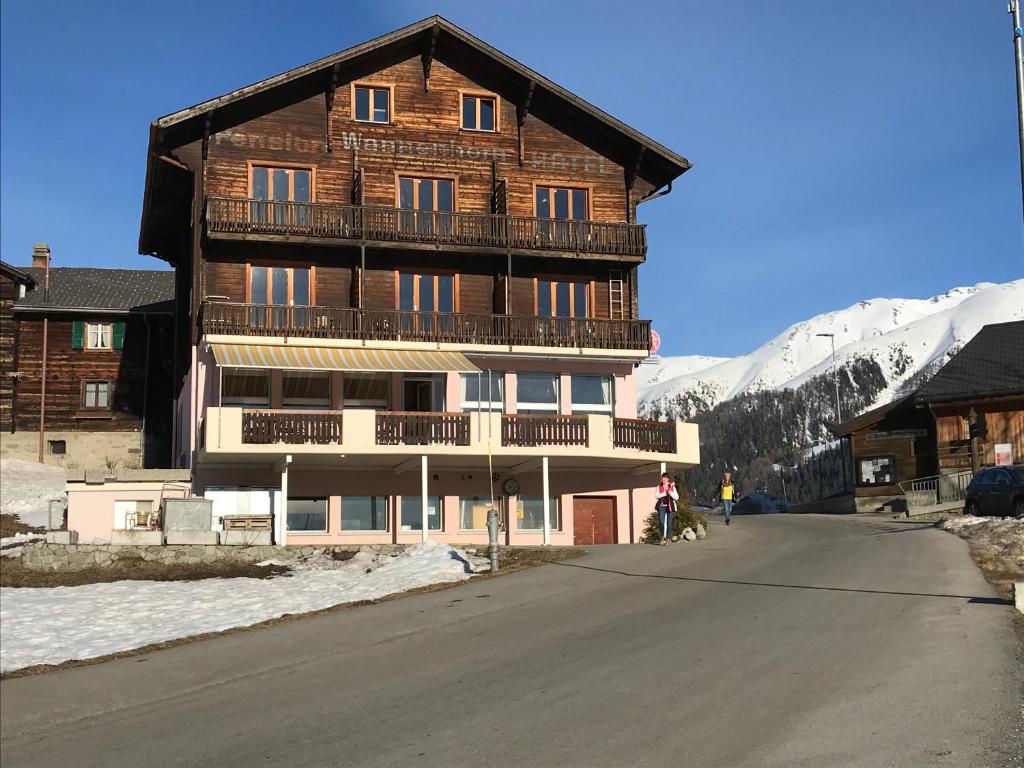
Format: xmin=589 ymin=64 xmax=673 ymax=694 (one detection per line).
xmin=421 ymin=455 xmax=429 ymax=543
xmin=660 ymin=461 xmax=667 ymax=476
xmin=277 ymin=455 xmax=292 ymax=546
xmin=542 ymin=456 xmax=551 ymax=546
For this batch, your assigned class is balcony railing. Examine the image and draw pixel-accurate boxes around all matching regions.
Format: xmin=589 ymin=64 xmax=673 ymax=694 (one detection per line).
xmin=501 ymin=414 xmax=589 ymax=447
xmin=201 ymin=302 xmax=652 ymax=352
xmin=375 ymin=412 xmax=471 ymax=446
xmin=207 ymin=196 xmax=647 ymax=257
xmin=241 ymin=409 xmax=343 ymax=445
xmin=612 ymin=418 xmax=677 ymax=454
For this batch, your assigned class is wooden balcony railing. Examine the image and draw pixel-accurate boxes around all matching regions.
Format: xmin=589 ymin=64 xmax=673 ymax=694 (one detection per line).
xmin=375 ymin=411 xmax=471 ymax=446
xmin=201 ymin=302 xmax=652 ymax=352
xmin=206 ymin=196 xmax=647 ymax=257
xmin=241 ymin=410 xmax=343 ymax=445
xmin=612 ymin=418 xmax=677 ymax=454
xmin=501 ymin=414 xmax=589 ymax=447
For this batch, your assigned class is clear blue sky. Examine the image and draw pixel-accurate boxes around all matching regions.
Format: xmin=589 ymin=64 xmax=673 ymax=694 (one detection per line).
xmin=2 ymin=0 xmax=1021 ymax=356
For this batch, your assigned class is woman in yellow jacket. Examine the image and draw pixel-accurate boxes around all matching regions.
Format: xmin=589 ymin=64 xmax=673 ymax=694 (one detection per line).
xmin=717 ymin=472 xmax=737 ymax=525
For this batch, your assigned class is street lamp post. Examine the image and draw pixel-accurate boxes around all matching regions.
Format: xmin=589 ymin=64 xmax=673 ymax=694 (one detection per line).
xmin=1011 ymin=0 xmax=1024 ymax=220
xmin=816 ymin=333 xmax=841 ymax=424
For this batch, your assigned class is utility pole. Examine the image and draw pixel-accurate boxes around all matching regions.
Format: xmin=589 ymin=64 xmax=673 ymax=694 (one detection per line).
xmin=816 ymin=333 xmax=841 ymax=424
xmin=1012 ymin=1 xmax=1024 ymax=220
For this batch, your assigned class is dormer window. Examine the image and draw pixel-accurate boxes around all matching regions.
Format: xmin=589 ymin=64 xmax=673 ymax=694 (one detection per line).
xmin=461 ymin=93 xmax=496 ymax=132
xmin=354 ymin=85 xmax=390 ymax=124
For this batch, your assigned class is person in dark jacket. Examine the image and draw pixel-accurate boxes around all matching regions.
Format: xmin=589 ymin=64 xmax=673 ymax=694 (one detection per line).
xmin=655 ymin=472 xmax=680 ymax=545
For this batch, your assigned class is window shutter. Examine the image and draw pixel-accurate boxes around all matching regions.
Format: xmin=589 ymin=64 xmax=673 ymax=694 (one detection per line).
xmin=112 ymin=322 xmax=126 ymax=349
xmin=71 ymin=321 xmax=85 ymax=350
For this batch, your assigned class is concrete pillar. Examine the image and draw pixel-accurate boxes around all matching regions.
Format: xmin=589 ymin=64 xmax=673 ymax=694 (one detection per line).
xmin=542 ymin=456 xmax=551 ymax=546
xmin=277 ymin=455 xmax=292 ymax=545
xmin=421 ymin=455 xmax=429 ymax=543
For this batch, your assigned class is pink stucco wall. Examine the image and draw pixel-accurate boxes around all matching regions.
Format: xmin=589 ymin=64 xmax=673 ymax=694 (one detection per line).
xmin=67 ymin=486 xmax=191 ymax=544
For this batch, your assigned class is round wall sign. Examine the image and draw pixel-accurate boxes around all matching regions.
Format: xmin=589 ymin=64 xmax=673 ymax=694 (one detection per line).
xmin=502 ymin=478 xmax=520 ymax=496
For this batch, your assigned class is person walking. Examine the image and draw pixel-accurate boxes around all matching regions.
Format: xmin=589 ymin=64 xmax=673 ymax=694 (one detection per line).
xmin=655 ymin=472 xmax=679 ymax=545
xmin=718 ymin=472 xmax=737 ymax=525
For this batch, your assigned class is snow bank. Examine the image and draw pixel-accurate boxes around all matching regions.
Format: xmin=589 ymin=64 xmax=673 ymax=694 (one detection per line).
xmin=0 ymin=541 xmax=486 ymax=672
xmin=0 ymin=532 xmax=47 ymax=558
xmin=0 ymin=459 xmax=66 ymax=528
xmin=939 ymin=515 xmax=995 ymax=533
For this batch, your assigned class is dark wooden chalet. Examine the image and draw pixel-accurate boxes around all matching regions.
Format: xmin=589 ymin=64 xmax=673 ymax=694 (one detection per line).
xmin=1 ymin=257 xmax=37 ymax=432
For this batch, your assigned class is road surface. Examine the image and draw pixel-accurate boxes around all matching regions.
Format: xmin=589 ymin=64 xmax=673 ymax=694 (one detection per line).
xmin=1 ymin=514 xmax=1020 ymax=767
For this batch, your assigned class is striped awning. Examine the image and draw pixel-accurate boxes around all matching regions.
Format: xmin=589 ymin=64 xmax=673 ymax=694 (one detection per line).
xmin=209 ymin=343 xmax=479 ymax=373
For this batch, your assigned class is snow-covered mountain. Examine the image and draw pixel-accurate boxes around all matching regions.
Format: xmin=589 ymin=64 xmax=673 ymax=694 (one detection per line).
xmin=638 ymin=279 xmax=1024 ymax=420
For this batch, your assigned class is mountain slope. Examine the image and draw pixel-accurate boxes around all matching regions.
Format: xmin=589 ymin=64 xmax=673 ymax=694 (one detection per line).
xmin=639 ymin=279 xmax=1024 ymax=421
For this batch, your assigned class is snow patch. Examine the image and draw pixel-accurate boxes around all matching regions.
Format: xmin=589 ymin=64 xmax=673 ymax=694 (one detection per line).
xmin=0 ymin=459 xmax=66 ymax=528
xmin=0 ymin=540 xmax=486 ymax=672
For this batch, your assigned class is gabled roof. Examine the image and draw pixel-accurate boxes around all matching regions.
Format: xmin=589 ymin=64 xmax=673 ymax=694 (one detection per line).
xmin=141 ymin=16 xmax=692 ymax=257
xmin=14 ymin=267 xmax=175 ymax=314
xmin=915 ymin=320 xmax=1024 ymax=404
xmin=831 ymin=394 xmax=917 ymax=437
xmin=0 ymin=261 xmax=36 ymax=288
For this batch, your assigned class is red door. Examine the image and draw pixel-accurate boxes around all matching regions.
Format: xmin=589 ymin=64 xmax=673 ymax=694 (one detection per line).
xmin=573 ymin=496 xmax=616 ymax=545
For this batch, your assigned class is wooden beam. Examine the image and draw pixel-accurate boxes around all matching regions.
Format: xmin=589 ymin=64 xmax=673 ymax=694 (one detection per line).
xmin=517 ymin=80 xmax=535 ymax=166
xmin=324 ymin=64 xmax=339 ymax=153
xmin=625 ymin=145 xmax=645 ymax=223
xmin=421 ymin=25 xmax=439 ymax=92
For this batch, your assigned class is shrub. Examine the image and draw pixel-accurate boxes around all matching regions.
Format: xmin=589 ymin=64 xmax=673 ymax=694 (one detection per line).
xmin=641 ymin=483 xmax=708 ymax=543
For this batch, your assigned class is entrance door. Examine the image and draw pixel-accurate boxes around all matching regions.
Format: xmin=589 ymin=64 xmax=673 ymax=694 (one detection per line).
xmin=403 ymin=374 xmax=444 ymax=412
xmin=573 ymin=496 xmax=616 ymax=545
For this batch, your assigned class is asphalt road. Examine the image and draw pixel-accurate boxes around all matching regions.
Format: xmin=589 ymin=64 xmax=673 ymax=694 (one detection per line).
xmin=1 ymin=515 xmax=1020 ymax=768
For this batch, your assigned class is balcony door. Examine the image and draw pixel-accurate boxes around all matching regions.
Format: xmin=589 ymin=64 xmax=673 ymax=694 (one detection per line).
xmin=397 ymin=272 xmax=455 ymax=337
xmin=251 ymin=166 xmax=312 ymax=227
xmin=403 ymin=374 xmax=445 ymax=413
xmin=249 ymin=265 xmax=312 ymax=328
xmin=536 ymin=186 xmax=588 ymax=244
xmin=398 ymin=176 xmax=454 ymax=237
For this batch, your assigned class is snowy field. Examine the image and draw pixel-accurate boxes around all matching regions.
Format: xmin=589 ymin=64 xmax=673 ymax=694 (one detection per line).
xmin=0 ymin=542 xmax=486 ymax=672
xmin=0 ymin=459 xmax=66 ymax=528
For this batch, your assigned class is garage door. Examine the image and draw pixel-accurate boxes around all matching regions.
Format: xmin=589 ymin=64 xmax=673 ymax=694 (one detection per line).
xmin=573 ymin=496 xmax=616 ymax=545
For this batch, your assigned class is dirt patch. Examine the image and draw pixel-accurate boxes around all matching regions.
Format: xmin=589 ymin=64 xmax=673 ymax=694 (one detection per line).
xmin=938 ymin=516 xmax=1023 ymax=600
xmin=0 ymin=514 xmax=43 ymax=539
xmin=0 ymin=558 xmax=291 ymax=588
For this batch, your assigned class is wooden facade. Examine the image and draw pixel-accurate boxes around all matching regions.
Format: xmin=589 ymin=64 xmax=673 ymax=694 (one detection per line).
xmin=932 ymin=397 xmax=1024 ymax=471
xmin=0 ymin=263 xmax=34 ymax=432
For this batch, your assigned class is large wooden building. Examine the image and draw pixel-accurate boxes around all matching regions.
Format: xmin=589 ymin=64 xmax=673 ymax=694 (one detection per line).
xmin=0 ymin=259 xmax=36 ymax=433
xmin=0 ymin=244 xmax=175 ymax=470
xmin=136 ymin=16 xmax=699 ymax=546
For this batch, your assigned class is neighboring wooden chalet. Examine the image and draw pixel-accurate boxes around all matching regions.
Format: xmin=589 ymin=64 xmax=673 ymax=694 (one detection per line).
xmin=1 ymin=244 xmax=176 ymax=470
xmin=833 ymin=319 xmax=1024 ymax=513
xmin=1 ymin=258 xmax=37 ymax=432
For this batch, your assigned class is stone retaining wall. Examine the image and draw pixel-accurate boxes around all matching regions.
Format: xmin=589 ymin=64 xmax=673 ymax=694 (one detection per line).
xmin=20 ymin=543 xmax=410 ymax=573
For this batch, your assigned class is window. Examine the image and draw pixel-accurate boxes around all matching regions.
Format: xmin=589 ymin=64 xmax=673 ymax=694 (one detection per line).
xmin=536 ymin=186 xmax=588 ymax=221
xmin=401 ymin=496 xmax=443 ymax=532
xmin=82 ymin=381 xmax=110 ymax=409
xmin=460 ymin=497 xmax=495 ymax=531
xmin=571 ymin=375 xmax=613 ymax=416
xmin=354 ymin=85 xmax=390 ymax=123
xmin=403 ymin=374 xmax=445 ymax=412
xmin=461 ymin=94 xmax=496 ymax=131
xmin=537 ymin=280 xmax=590 ymax=318
xmin=517 ymin=373 xmax=560 ymax=414
xmin=397 ymin=272 xmax=455 ymax=313
xmin=48 ymin=439 xmax=66 ymax=455
xmin=251 ymin=166 xmax=311 ymax=203
xmin=87 ymin=323 xmax=112 ymax=350
xmin=857 ymin=455 xmax=897 ymax=486
xmin=461 ymin=372 xmax=503 ymax=413
xmin=287 ymin=497 xmax=328 ymax=532
xmin=398 ymin=176 xmax=454 ymax=236
xmin=341 ymin=496 xmax=388 ymax=531
xmin=343 ymin=373 xmax=389 ymax=410
xmin=248 ymin=266 xmax=312 ymax=306
xmin=283 ymin=372 xmax=331 ymax=410
xmin=516 ymin=496 xmax=561 ymax=531
xmin=222 ymin=370 xmax=270 ymax=407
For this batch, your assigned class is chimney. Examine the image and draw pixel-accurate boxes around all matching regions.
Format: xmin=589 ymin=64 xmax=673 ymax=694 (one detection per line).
xmin=31 ymin=243 xmax=51 ymax=269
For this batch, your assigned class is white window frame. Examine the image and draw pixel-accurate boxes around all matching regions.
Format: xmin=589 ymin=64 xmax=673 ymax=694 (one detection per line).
xmin=516 ymin=373 xmax=560 ymax=414
xmin=460 ymin=372 xmax=504 ymax=413
xmin=86 ymin=322 xmax=112 ymax=350
xmin=570 ymin=374 xmax=614 ymax=416
xmin=515 ymin=496 xmax=562 ymax=532
xmin=286 ymin=497 xmax=329 ymax=534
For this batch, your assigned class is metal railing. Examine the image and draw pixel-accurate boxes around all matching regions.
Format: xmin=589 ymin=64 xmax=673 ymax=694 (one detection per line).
xmin=501 ymin=414 xmax=589 ymax=447
xmin=612 ymin=417 xmax=676 ymax=453
xmin=241 ymin=410 xmax=343 ymax=445
xmin=207 ymin=196 xmax=647 ymax=257
xmin=201 ymin=302 xmax=652 ymax=352
xmin=375 ymin=411 xmax=471 ymax=446
xmin=897 ymin=469 xmax=973 ymax=516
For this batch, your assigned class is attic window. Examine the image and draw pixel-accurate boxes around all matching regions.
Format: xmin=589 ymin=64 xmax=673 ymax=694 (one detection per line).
xmin=354 ymin=85 xmax=390 ymax=124
xmin=461 ymin=94 xmax=496 ymax=132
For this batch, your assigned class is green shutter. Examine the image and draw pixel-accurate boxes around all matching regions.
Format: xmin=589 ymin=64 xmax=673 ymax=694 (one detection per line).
xmin=71 ymin=321 xmax=85 ymax=350
xmin=112 ymin=322 xmax=126 ymax=349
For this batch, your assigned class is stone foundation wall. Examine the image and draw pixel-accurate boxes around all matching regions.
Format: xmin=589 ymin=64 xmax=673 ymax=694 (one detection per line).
xmin=20 ymin=542 xmax=411 ymax=573
xmin=0 ymin=430 xmax=153 ymax=471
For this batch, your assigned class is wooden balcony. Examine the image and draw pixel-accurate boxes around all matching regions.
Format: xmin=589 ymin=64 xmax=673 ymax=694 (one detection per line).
xmin=375 ymin=412 xmax=471 ymax=446
xmin=201 ymin=302 xmax=652 ymax=352
xmin=206 ymin=196 xmax=647 ymax=258
xmin=501 ymin=414 xmax=589 ymax=447
xmin=241 ymin=409 xmax=343 ymax=445
xmin=612 ymin=418 xmax=677 ymax=453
